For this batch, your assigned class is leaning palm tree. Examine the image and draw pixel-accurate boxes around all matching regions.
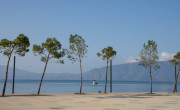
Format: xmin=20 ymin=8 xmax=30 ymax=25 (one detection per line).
xmin=0 ymin=34 xmax=30 ymax=96
xmin=33 ymin=37 xmax=65 ymax=94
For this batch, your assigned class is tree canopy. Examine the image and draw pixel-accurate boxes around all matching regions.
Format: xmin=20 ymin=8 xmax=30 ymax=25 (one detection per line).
xmin=67 ymin=34 xmax=88 ymax=62
xmin=138 ymin=40 xmax=159 ymax=70
xmin=174 ymin=52 xmax=180 ymax=60
xmin=33 ymin=37 xmax=65 ymax=63
xmin=169 ymin=58 xmax=180 ymax=66
xmin=0 ymin=34 xmax=30 ymax=57
xmin=97 ymin=46 xmax=116 ymax=60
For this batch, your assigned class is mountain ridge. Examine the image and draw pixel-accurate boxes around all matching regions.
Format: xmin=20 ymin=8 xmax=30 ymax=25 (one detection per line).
xmin=0 ymin=61 xmax=179 ymax=81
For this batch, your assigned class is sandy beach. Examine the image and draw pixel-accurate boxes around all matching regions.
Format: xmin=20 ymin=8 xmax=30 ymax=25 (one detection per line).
xmin=0 ymin=93 xmax=180 ymax=110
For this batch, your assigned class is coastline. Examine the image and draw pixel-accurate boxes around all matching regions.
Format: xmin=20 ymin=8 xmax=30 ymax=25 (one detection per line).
xmin=0 ymin=92 xmax=180 ymax=110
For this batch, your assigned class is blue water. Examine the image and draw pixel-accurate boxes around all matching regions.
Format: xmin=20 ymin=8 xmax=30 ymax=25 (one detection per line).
xmin=0 ymin=80 xmax=178 ymax=94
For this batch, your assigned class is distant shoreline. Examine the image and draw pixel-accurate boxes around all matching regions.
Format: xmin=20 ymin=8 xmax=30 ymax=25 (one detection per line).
xmin=0 ymin=79 xmax=178 ymax=82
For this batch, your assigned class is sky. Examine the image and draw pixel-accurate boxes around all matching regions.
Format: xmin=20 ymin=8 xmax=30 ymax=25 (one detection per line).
xmin=0 ymin=0 xmax=180 ymax=74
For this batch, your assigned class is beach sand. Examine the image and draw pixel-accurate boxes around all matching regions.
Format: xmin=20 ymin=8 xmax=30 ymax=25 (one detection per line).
xmin=0 ymin=93 xmax=180 ymax=110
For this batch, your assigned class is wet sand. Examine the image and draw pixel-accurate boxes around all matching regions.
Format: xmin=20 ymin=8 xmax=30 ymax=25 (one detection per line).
xmin=0 ymin=93 xmax=180 ymax=110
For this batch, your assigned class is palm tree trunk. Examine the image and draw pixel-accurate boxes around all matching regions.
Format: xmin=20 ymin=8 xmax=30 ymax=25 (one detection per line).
xmin=79 ymin=59 xmax=83 ymax=94
xmin=104 ymin=59 xmax=109 ymax=93
xmin=12 ymin=56 xmax=16 ymax=94
xmin=37 ymin=53 xmax=50 ymax=95
xmin=150 ymin=66 xmax=152 ymax=94
xmin=173 ymin=67 xmax=180 ymax=94
xmin=175 ymin=65 xmax=177 ymax=92
xmin=2 ymin=53 xmax=12 ymax=96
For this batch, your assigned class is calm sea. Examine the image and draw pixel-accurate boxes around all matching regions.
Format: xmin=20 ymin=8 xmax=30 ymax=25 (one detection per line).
xmin=0 ymin=80 xmax=178 ymax=94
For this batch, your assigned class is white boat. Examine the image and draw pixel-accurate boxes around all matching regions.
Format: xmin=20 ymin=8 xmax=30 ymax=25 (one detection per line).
xmin=93 ymin=69 xmax=98 ymax=85
xmin=93 ymin=80 xmax=98 ymax=85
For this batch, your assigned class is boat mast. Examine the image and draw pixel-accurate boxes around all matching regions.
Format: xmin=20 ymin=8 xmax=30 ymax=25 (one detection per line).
xmin=94 ymin=68 xmax=96 ymax=80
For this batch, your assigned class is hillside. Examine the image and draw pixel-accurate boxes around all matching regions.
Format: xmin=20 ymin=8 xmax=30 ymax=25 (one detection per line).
xmin=84 ymin=61 xmax=176 ymax=81
xmin=0 ymin=65 xmax=79 ymax=80
xmin=0 ymin=61 xmax=178 ymax=81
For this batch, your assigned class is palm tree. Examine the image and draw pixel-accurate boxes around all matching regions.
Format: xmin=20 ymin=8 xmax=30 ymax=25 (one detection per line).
xmin=173 ymin=52 xmax=180 ymax=94
xmin=97 ymin=46 xmax=116 ymax=93
xmin=169 ymin=59 xmax=179 ymax=92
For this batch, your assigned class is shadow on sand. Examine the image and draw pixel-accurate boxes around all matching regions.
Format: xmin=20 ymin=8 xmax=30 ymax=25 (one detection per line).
xmin=0 ymin=94 xmax=53 ymax=97
xmin=96 ymin=93 xmax=172 ymax=99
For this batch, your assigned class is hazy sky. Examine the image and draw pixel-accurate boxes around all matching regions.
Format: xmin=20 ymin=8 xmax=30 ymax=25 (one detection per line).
xmin=0 ymin=0 xmax=180 ymax=74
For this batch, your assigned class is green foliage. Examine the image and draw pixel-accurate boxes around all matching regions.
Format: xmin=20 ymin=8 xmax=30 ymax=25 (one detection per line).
xmin=67 ymin=34 xmax=88 ymax=62
xmin=14 ymin=34 xmax=30 ymax=56
xmin=33 ymin=44 xmax=43 ymax=56
xmin=56 ymin=60 xmax=64 ymax=64
xmin=169 ymin=52 xmax=180 ymax=66
xmin=0 ymin=34 xmax=30 ymax=57
xmin=174 ymin=52 xmax=180 ymax=60
xmin=97 ymin=46 xmax=116 ymax=60
xmin=0 ymin=39 xmax=13 ymax=56
xmin=137 ymin=40 xmax=159 ymax=70
xmin=32 ymin=37 xmax=65 ymax=63
xmin=169 ymin=59 xmax=180 ymax=66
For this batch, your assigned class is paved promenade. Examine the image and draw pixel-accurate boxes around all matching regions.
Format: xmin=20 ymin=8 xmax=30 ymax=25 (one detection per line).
xmin=0 ymin=93 xmax=180 ymax=110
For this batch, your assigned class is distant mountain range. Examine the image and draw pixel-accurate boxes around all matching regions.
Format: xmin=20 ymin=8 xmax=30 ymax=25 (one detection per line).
xmin=83 ymin=61 xmax=177 ymax=81
xmin=0 ymin=61 xmax=179 ymax=81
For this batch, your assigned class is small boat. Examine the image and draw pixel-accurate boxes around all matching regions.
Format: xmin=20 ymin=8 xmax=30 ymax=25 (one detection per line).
xmin=93 ymin=69 xmax=98 ymax=85
xmin=93 ymin=80 xmax=98 ymax=85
